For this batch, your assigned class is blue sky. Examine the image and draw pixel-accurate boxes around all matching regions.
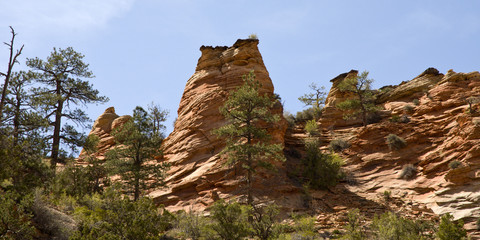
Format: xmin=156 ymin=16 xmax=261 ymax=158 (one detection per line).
xmin=1 ymin=0 xmax=479 ymax=134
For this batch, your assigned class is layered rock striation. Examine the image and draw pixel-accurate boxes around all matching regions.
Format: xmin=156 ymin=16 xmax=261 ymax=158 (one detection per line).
xmin=150 ymin=39 xmax=290 ymax=211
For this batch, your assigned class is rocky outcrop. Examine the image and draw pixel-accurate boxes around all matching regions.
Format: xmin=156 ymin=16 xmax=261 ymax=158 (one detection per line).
xmin=150 ymin=39 xmax=290 ymax=211
xmin=79 ymin=107 xmax=131 ymax=159
xmin=335 ymin=69 xmax=480 ymax=236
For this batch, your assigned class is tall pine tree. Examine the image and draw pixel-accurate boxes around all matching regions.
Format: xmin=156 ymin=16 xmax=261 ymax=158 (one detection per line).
xmin=214 ymin=71 xmax=285 ymax=206
xmin=27 ymin=47 xmax=108 ymax=168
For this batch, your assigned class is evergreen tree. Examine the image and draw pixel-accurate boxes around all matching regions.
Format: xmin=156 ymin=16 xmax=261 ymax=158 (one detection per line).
xmin=105 ymin=106 xmax=169 ymax=201
xmin=336 ymin=71 xmax=378 ymax=126
xmin=214 ymin=71 xmax=285 ymax=206
xmin=298 ymin=82 xmax=326 ymax=119
xmin=26 ymin=47 xmax=108 ymax=168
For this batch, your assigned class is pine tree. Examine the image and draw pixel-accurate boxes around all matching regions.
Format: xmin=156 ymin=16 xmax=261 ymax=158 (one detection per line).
xmin=298 ymin=82 xmax=326 ymax=119
xmin=27 ymin=47 xmax=108 ymax=168
xmin=214 ymin=71 xmax=285 ymax=206
xmin=336 ymin=71 xmax=378 ymax=126
xmin=105 ymin=106 xmax=169 ymax=201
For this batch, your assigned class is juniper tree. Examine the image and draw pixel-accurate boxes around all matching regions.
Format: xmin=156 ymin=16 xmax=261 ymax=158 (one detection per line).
xmin=27 ymin=47 xmax=108 ymax=168
xmin=106 ymin=106 xmax=169 ymax=201
xmin=336 ymin=71 xmax=378 ymax=126
xmin=214 ymin=71 xmax=285 ymax=206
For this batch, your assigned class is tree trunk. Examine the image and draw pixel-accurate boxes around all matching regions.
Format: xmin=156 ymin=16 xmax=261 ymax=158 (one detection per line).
xmin=51 ymin=100 xmax=63 ymax=169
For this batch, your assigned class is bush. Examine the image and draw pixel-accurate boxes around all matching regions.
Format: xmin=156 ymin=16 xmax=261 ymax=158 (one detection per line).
xmin=371 ymin=212 xmax=430 ymax=240
xmin=399 ymin=164 xmax=417 ymax=180
xmin=278 ymin=215 xmax=317 ymax=240
xmin=341 ymin=208 xmax=365 ymax=240
xmin=248 ymin=33 xmax=258 ymax=40
xmin=383 ymin=190 xmax=391 ymax=201
xmin=386 ymin=134 xmax=406 ymax=150
xmin=477 ymin=217 xmax=480 ymax=230
xmin=366 ymin=111 xmax=382 ymax=124
xmin=399 ymin=115 xmax=411 ymax=123
xmin=436 ymin=213 xmax=467 ymax=240
xmin=174 ymin=209 xmax=209 ymax=240
xmin=284 ymin=112 xmax=296 ymax=129
xmin=390 ymin=115 xmax=401 ymax=122
xmin=209 ymin=200 xmax=250 ymax=240
xmin=448 ymin=161 xmax=462 ymax=170
xmin=329 ymin=139 xmax=350 ymax=152
xmin=413 ymin=99 xmax=420 ymax=106
xmin=302 ymin=139 xmax=343 ymax=190
xmin=404 ymin=105 xmax=415 ymax=113
xmin=304 ymin=120 xmax=318 ymax=136
xmin=296 ymin=107 xmax=321 ymax=122
xmin=71 ymin=187 xmax=172 ymax=240
xmin=249 ymin=204 xmax=282 ymax=240
xmin=0 ymin=190 xmax=36 ymax=240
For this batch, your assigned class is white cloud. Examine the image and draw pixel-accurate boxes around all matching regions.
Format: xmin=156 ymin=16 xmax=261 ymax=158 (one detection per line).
xmin=0 ymin=0 xmax=134 ymax=35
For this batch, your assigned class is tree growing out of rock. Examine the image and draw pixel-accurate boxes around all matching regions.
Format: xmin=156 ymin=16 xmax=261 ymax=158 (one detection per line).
xmin=214 ymin=71 xmax=285 ymax=206
xmin=106 ymin=106 xmax=169 ymax=201
xmin=298 ymin=82 xmax=326 ymax=120
xmin=27 ymin=47 xmax=108 ymax=168
xmin=336 ymin=71 xmax=378 ymax=126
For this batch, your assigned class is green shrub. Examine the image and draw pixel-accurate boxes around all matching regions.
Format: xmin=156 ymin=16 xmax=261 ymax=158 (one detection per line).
xmin=386 ymin=134 xmax=406 ymax=150
xmin=71 ymin=187 xmax=172 ymax=240
xmin=371 ymin=212 xmax=428 ymax=240
xmin=436 ymin=213 xmax=467 ymax=240
xmin=404 ymin=104 xmax=415 ymax=113
xmin=278 ymin=215 xmax=317 ymax=240
xmin=390 ymin=115 xmax=401 ymax=122
xmin=248 ymin=33 xmax=258 ymax=40
xmin=383 ymin=190 xmax=391 ymax=201
xmin=209 ymin=200 xmax=250 ymax=240
xmin=399 ymin=115 xmax=410 ymax=123
xmin=341 ymin=208 xmax=366 ymax=240
xmin=476 ymin=217 xmax=480 ymax=230
xmin=302 ymin=139 xmax=343 ymax=190
xmin=448 ymin=161 xmax=462 ymax=170
xmin=329 ymin=139 xmax=350 ymax=152
xmin=249 ymin=204 xmax=282 ymax=240
xmin=399 ymin=164 xmax=417 ymax=180
xmin=304 ymin=120 xmax=318 ymax=136
xmin=0 ymin=190 xmax=36 ymax=240
xmin=284 ymin=112 xmax=296 ymax=128
xmin=413 ymin=99 xmax=420 ymax=106
xmin=296 ymin=107 xmax=321 ymax=122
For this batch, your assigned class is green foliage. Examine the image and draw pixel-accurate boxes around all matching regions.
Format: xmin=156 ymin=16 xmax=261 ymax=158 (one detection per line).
xmin=288 ymin=215 xmax=318 ymax=240
xmin=403 ymin=105 xmax=415 ymax=113
xmin=304 ymin=119 xmax=318 ymax=136
xmin=249 ymin=204 xmax=282 ymax=240
xmin=329 ymin=138 xmax=350 ymax=152
xmin=106 ymin=106 xmax=169 ymax=201
xmin=371 ymin=212 xmax=431 ymax=240
xmin=284 ymin=111 xmax=296 ymax=128
xmin=0 ymin=190 xmax=36 ymax=240
xmin=448 ymin=160 xmax=462 ymax=170
xmin=173 ymin=210 xmax=209 ymax=240
xmin=436 ymin=213 xmax=467 ymax=240
xmin=295 ymin=107 xmax=322 ymax=123
xmin=209 ymin=200 xmax=250 ymax=240
xmin=466 ymin=96 xmax=479 ymax=114
xmin=341 ymin=208 xmax=365 ymax=240
xmin=214 ymin=71 xmax=285 ymax=205
xmin=302 ymin=139 xmax=343 ymax=190
xmin=248 ymin=34 xmax=258 ymax=40
xmin=399 ymin=164 xmax=417 ymax=180
xmin=27 ymin=47 xmax=108 ymax=167
xmin=383 ymin=190 xmax=391 ymax=201
xmin=386 ymin=134 xmax=406 ymax=150
xmin=476 ymin=217 xmax=480 ymax=230
xmin=413 ymin=99 xmax=420 ymax=106
xmin=298 ymin=83 xmax=326 ymax=120
xmin=336 ymin=71 xmax=378 ymax=126
xmin=71 ymin=187 xmax=171 ymax=240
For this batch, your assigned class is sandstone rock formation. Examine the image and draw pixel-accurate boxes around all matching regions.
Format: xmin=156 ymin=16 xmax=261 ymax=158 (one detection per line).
xmin=150 ymin=39 xmax=291 ymax=211
xmin=324 ymin=69 xmax=480 ymax=236
xmin=79 ymin=107 xmax=131 ymax=159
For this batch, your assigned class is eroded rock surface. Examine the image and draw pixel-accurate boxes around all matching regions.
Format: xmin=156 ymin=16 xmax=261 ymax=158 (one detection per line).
xmin=150 ymin=39 xmax=291 ymax=211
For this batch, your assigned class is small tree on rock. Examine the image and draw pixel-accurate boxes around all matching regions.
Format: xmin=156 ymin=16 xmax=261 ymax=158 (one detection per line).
xmin=214 ymin=71 xmax=285 ymax=206
xmin=336 ymin=71 xmax=378 ymax=126
xmin=298 ymin=82 xmax=326 ymax=120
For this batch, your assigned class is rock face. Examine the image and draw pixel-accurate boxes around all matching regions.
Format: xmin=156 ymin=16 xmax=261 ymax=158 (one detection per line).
xmin=150 ymin=39 xmax=290 ymax=211
xmin=330 ymin=69 xmax=480 ymax=236
xmin=79 ymin=107 xmax=131 ymax=159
